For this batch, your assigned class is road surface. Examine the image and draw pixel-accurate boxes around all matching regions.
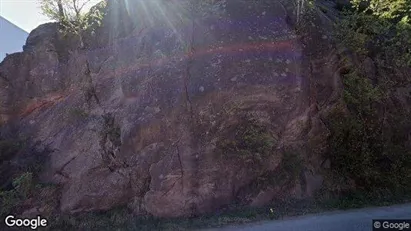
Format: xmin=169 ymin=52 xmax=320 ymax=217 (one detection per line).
xmin=206 ymin=203 xmax=411 ymax=231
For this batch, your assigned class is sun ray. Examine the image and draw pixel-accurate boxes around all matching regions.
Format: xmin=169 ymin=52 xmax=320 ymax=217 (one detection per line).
xmin=152 ymin=0 xmax=184 ymax=44
xmin=135 ymin=0 xmax=154 ymax=27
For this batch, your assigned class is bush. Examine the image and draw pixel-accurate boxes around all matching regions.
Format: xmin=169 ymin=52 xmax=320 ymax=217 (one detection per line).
xmin=335 ymin=3 xmax=411 ymax=67
xmin=217 ymin=119 xmax=275 ymax=164
xmin=0 ymin=172 xmax=34 ymax=217
xmin=12 ymin=172 xmax=34 ymax=200
xmin=327 ymin=73 xmax=411 ymax=192
xmin=0 ymin=128 xmax=54 ymax=217
xmin=0 ymin=190 xmax=18 ymax=217
xmin=327 ymin=0 xmax=411 ymax=196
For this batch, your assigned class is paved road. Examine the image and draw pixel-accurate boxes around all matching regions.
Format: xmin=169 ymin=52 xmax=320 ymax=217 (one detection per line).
xmin=206 ymin=204 xmax=411 ymax=231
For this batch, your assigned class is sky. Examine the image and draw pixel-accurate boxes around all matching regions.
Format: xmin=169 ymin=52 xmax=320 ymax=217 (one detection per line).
xmin=0 ymin=0 xmax=101 ymax=33
xmin=0 ymin=0 xmax=52 ymax=33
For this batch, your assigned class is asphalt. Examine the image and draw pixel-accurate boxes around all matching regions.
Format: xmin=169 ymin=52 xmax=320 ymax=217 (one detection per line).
xmin=205 ymin=203 xmax=411 ymax=231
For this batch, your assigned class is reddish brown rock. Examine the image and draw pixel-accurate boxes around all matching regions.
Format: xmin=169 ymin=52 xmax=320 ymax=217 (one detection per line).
xmin=0 ymin=0 xmax=351 ymax=217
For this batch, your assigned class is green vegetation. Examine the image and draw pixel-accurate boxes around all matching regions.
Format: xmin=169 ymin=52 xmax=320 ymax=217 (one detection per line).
xmin=336 ymin=0 xmax=411 ymax=66
xmin=0 ymin=190 xmax=19 ymax=218
xmin=68 ymin=107 xmax=89 ymax=120
xmin=326 ymin=0 xmax=411 ymax=198
xmin=12 ymin=172 xmax=34 ymax=200
xmin=1 ymin=0 xmax=410 ymax=230
xmin=295 ymin=0 xmax=318 ymax=33
xmin=0 ymin=133 xmax=56 ymax=218
xmin=0 ymin=172 xmax=33 ymax=217
xmin=351 ymin=0 xmax=411 ymax=22
xmin=217 ymin=117 xmax=303 ymax=194
xmin=0 ymin=172 xmax=59 ymax=220
xmin=39 ymin=0 xmax=107 ymax=48
xmin=217 ymin=118 xmax=275 ymax=165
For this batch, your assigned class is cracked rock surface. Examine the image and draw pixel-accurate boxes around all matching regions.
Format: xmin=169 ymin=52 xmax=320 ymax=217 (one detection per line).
xmin=0 ymin=0 xmax=344 ymax=217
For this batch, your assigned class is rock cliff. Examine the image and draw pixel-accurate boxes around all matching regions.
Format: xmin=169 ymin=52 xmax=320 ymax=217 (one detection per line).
xmin=0 ymin=0 xmax=365 ymax=217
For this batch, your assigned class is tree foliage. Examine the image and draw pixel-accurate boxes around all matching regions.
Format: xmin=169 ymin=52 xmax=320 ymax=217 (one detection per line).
xmin=351 ymin=0 xmax=411 ymax=22
xmin=39 ymin=0 xmax=107 ymax=48
xmin=337 ymin=0 xmax=411 ymax=66
xmin=328 ymin=0 xmax=411 ymax=195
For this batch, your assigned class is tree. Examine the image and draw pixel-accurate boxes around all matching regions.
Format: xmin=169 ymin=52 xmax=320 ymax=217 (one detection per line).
xmin=351 ymin=0 xmax=411 ymax=22
xmin=337 ymin=0 xmax=411 ymax=67
xmin=328 ymin=0 xmax=411 ymax=193
xmin=39 ymin=0 xmax=106 ymax=48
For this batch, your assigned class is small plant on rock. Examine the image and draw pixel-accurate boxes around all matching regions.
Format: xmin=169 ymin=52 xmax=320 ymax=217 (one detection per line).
xmin=218 ymin=118 xmax=275 ymax=164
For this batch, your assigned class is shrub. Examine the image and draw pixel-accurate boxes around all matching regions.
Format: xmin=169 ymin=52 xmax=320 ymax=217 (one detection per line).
xmin=217 ymin=119 xmax=275 ymax=164
xmin=335 ymin=3 xmax=411 ymax=67
xmin=12 ymin=172 xmax=34 ymax=200
xmin=0 ymin=190 xmax=18 ymax=217
xmin=40 ymin=0 xmax=107 ymax=48
xmin=327 ymin=79 xmax=411 ymax=192
xmin=0 ymin=172 xmax=34 ymax=217
xmin=327 ymin=0 xmax=411 ymax=196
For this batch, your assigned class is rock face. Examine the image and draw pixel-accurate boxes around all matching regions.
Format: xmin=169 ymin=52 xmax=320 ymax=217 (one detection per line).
xmin=0 ymin=0 xmax=344 ymax=217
